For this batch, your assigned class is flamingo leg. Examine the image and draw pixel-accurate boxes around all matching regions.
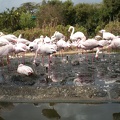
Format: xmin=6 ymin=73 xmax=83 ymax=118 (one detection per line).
xmin=42 ymin=55 xmax=44 ymax=66
xmin=7 ymin=55 xmax=10 ymax=70
xmin=22 ymin=52 xmax=25 ymax=64
xmin=0 ymin=57 xmax=4 ymax=67
xmin=48 ymin=55 xmax=51 ymax=77
xmin=33 ymin=51 xmax=38 ymax=64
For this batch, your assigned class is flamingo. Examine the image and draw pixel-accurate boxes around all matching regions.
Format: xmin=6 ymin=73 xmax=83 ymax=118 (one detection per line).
xmin=16 ymin=34 xmax=30 ymax=45
xmin=33 ymin=35 xmax=44 ymax=44
xmin=107 ymin=38 xmax=120 ymax=49
xmin=33 ymin=43 xmax=57 ymax=65
xmin=99 ymin=29 xmax=116 ymax=40
xmin=15 ymin=43 xmax=29 ymax=64
xmin=28 ymin=41 xmax=38 ymax=52
xmin=0 ymin=34 xmax=17 ymax=44
xmin=95 ymin=35 xmax=102 ymax=40
xmin=43 ymin=36 xmax=52 ymax=44
xmin=56 ymin=38 xmax=70 ymax=57
xmin=51 ymin=31 xmax=65 ymax=42
xmin=78 ymin=39 xmax=104 ymax=58
xmin=57 ymin=38 xmax=70 ymax=50
xmin=17 ymin=64 xmax=34 ymax=76
xmin=0 ymin=44 xmax=26 ymax=68
xmin=68 ymin=26 xmax=86 ymax=41
xmin=0 ymin=32 xmax=4 ymax=36
xmin=0 ymin=37 xmax=10 ymax=46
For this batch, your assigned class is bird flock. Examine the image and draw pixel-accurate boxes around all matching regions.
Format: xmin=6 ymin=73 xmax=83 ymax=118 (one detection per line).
xmin=0 ymin=26 xmax=120 ymax=77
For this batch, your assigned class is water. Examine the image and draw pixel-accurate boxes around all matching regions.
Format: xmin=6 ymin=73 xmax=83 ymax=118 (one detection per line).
xmin=0 ymin=103 xmax=120 ymax=120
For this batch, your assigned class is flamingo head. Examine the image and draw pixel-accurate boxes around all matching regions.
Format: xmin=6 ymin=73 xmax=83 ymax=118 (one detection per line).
xmin=99 ymin=29 xmax=106 ymax=33
xmin=68 ymin=26 xmax=74 ymax=32
xmin=28 ymin=42 xmax=38 ymax=51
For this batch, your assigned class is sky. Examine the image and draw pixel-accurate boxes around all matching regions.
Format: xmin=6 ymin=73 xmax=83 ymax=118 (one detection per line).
xmin=0 ymin=0 xmax=102 ymax=12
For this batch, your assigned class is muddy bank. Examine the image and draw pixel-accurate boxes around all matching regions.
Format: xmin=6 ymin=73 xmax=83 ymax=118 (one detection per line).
xmin=0 ymin=52 xmax=120 ymax=103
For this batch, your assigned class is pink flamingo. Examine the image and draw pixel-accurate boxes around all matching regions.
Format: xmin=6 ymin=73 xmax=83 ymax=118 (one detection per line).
xmin=17 ymin=64 xmax=34 ymax=76
xmin=33 ymin=35 xmax=44 ymax=44
xmin=68 ymin=26 xmax=86 ymax=41
xmin=33 ymin=43 xmax=57 ymax=66
xmin=15 ymin=43 xmax=28 ymax=64
xmin=0 ymin=37 xmax=10 ymax=46
xmin=99 ymin=29 xmax=116 ymax=40
xmin=56 ymin=38 xmax=71 ymax=57
xmin=51 ymin=31 xmax=65 ymax=42
xmin=0 ymin=44 xmax=26 ymax=68
xmin=0 ymin=34 xmax=17 ymax=44
xmin=78 ymin=39 xmax=104 ymax=60
xmin=107 ymin=38 xmax=120 ymax=50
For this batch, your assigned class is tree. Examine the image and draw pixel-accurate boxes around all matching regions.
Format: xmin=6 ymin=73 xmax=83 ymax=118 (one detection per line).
xmin=103 ymin=0 xmax=120 ymax=21
xmin=62 ymin=0 xmax=76 ymax=25
xmin=19 ymin=12 xmax=35 ymax=29
xmin=36 ymin=0 xmax=63 ymax=28
xmin=0 ymin=7 xmax=21 ymax=32
xmin=20 ymin=2 xmax=38 ymax=13
xmin=75 ymin=3 xmax=100 ymax=36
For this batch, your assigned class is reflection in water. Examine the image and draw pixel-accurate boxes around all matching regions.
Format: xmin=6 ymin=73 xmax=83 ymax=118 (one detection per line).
xmin=113 ymin=112 xmax=120 ymax=120
xmin=0 ymin=117 xmax=4 ymax=120
xmin=42 ymin=108 xmax=60 ymax=119
xmin=0 ymin=102 xmax=14 ymax=111
xmin=0 ymin=103 xmax=120 ymax=120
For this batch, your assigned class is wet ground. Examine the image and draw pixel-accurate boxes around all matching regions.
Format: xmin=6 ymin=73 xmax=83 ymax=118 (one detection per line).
xmin=0 ymin=51 xmax=120 ymax=103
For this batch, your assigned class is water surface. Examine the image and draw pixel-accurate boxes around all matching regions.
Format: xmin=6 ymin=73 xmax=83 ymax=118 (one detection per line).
xmin=0 ymin=103 xmax=120 ymax=120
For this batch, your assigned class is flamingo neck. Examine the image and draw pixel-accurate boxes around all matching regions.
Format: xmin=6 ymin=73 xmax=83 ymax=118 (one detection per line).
xmin=71 ymin=26 xmax=74 ymax=36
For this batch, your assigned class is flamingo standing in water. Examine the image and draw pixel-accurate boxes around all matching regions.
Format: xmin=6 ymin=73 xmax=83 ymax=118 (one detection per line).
xmin=15 ymin=43 xmax=29 ymax=64
xmin=33 ymin=43 xmax=57 ymax=66
xmin=0 ymin=44 xmax=26 ymax=68
xmin=78 ymin=39 xmax=104 ymax=59
xmin=56 ymin=38 xmax=71 ymax=57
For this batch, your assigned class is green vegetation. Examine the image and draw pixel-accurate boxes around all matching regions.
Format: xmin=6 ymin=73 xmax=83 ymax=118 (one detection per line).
xmin=0 ymin=0 xmax=119 ymax=39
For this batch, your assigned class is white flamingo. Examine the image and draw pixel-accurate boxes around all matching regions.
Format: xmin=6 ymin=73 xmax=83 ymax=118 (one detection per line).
xmin=0 ymin=32 xmax=4 ymax=36
xmin=43 ymin=36 xmax=52 ymax=44
xmin=16 ymin=34 xmax=30 ymax=45
xmin=17 ymin=64 xmax=34 ymax=76
xmin=0 ymin=37 xmax=10 ymax=46
xmin=0 ymin=34 xmax=17 ymax=44
xmin=78 ymin=39 xmax=103 ymax=58
xmin=56 ymin=38 xmax=70 ymax=50
xmin=68 ymin=26 xmax=86 ymax=41
xmin=107 ymin=38 xmax=120 ymax=49
xmin=51 ymin=31 xmax=65 ymax=42
xmin=33 ymin=43 xmax=57 ymax=65
xmin=33 ymin=35 xmax=44 ymax=44
xmin=56 ymin=38 xmax=70 ymax=57
xmin=99 ymin=29 xmax=116 ymax=40
xmin=15 ymin=43 xmax=29 ymax=64
xmin=0 ymin=44 xmax=26 ymax=67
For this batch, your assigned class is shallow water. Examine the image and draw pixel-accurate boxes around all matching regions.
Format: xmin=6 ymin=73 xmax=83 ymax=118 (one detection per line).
xmin=0 ymin=102 xmax=120 ymax=120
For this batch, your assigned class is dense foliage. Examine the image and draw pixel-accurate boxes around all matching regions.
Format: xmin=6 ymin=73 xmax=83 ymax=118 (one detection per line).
xmin=0 ymin=0 xmax=119 ymax=39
